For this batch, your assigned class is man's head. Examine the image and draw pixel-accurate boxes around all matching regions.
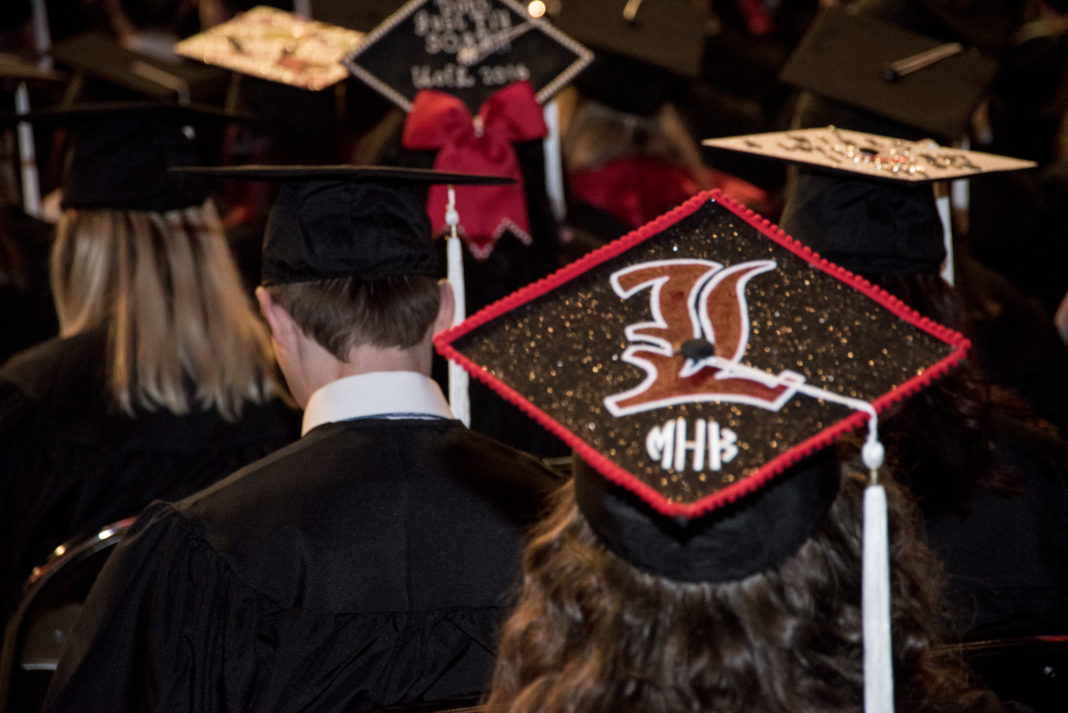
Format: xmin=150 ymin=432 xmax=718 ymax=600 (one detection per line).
xmin=166 ymin=165 xmax=512 ymax=405
xmin=251 ymin=176 xmax=451 ymax=403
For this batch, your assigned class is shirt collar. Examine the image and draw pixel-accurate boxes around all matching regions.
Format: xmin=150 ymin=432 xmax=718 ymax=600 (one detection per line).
xmin=301 ymin=371 xmax=454 ymax=436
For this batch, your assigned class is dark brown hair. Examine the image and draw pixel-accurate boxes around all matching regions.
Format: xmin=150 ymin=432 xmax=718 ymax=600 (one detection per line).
xmin=266 ymin=274 xmax=441 ymax=360
xmin=486 ymin=469 xmax=984 ymax=713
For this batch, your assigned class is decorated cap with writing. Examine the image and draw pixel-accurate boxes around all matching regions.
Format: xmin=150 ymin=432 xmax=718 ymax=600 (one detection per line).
xmin=436 ymin=189 xmax=968 ymax=580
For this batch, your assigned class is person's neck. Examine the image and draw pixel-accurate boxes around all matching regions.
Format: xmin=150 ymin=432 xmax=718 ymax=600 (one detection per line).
xmin=340 ymin=341 xmax=429 ymax=378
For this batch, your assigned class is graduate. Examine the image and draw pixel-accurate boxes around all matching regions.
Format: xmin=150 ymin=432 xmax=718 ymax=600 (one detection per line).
xmin=0 ymin=103 xmax=299 ymax=625
xmin=435 ymin=188 xmax=1022 ymax=712
xmin=43 ymin=165 xmax=560 ymax=713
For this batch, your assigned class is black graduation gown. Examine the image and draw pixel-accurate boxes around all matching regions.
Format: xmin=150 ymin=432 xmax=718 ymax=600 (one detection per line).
xmin=0 ymin=327 xmax=300 ymax=620
xmin=44 ymin=417 xmax=559 ymax=713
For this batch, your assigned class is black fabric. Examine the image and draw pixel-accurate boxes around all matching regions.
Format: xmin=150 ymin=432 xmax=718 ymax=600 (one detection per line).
xmin=573 ymin=449 xmax=840 ymax=583
xmin=779 ymin=5 xmax=999 ymax=141
xmin=263 ymin=179 xmax=437 ymax=285
xmin=43 ymin=416 xmax=559 ymax=713
xmin=922 ymin=415 xmax=1068 ymax=639
xmin=60 ymin=111 xmax=211 ymax=210
xmin=1 ymin=102 xmax=250 ymax=211
xmin=779 ymin=91 xmax=946 ymax=275
xmin=0 ymin=327 xmax=300 ymax=621
xmin=0 ymin=207 xmax=57 ymax=364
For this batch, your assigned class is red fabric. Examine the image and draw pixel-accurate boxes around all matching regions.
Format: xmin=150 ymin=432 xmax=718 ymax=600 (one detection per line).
xmin=570 ymin=155 xmax=768 ymax=230
xmin=402 ymin=81 xmax=548 ymax=260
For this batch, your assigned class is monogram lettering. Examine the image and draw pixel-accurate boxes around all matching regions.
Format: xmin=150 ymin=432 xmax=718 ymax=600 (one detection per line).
xmin=604 ymin=259 xmax=804 ymax=416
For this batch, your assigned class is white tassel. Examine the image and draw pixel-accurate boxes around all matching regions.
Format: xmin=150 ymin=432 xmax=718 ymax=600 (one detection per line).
xmin=862 ymin=420 xmax=894 ymax=713
xmin=444 ymin=187 xmax=470 ymax=426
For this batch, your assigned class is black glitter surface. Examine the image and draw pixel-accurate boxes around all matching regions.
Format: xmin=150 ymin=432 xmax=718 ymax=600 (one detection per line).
xmin=454 ymin=196 xmax=957 ymax=507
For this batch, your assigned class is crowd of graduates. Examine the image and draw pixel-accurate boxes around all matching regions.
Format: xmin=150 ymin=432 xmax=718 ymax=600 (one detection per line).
xmin=1 ymin=0 xmax=1068 ymax=712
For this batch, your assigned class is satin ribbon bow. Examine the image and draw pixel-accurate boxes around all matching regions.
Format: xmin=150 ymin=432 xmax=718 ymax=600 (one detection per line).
xmin=402 ymin=80 xmax=548 ymax=259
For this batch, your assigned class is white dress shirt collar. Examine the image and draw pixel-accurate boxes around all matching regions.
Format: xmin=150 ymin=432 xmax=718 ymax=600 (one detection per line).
xmin=301 ymin=371 xmax=454 ymax=436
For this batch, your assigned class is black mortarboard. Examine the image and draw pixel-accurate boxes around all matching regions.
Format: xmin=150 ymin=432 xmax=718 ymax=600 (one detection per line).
xmin=779 ymin=6 xmax=999 ymax=140
xmin=6 ymin=101 xmax=251 ymax=211
xmin=545 ymin=1 xmax=709 ymax=122
xmin=170 ymin=165 xmax=514 ymax=286
xmin=436 ymin=189 xmax=968 ymax=580
xmin=547 ymin=0 xmax=710 ymax=80
xmin=48 ymin=31 xmax=228 ymax=104
xmin=174 ymin=6 xmax=365 ymax=91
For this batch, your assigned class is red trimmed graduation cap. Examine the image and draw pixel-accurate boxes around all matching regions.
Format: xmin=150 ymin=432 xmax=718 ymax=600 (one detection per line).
xmin=438 ymin=190 xmax=966 ymax=712
xmin=779 ymin=6 xmax=999 ymax=141
xmin=436 ymin=189 xmax=967 ymax=554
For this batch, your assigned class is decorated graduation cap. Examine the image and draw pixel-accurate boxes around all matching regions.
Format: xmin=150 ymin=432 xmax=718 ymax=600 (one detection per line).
xmin=174 ymin=6 xmax=365 ymax=92
xmin=701 ymin=125 xmax=1036 ymax=184
xmin=702 ymin=126 xmax=1036 ymax=276
xmin=343 ymin=0 xmax=590 ymax=261
xmin=6 ymin=101 xmax=251 ymax=211
xmin=437 ymin=190 xmax=970 ymax=713
xmin=342 ymin=0 xmax=590 ymax=113
xmin=779 ymin=6 xmax=999 ymax=141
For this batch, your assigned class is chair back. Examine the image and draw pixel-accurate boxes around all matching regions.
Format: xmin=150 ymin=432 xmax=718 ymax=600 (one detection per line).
xmin=0 ymin=518 xmax=133 ymax=713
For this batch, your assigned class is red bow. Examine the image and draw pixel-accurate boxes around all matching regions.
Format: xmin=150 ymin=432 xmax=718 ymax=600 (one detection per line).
xmin=402 ymin=80 xmax=548 ymax=259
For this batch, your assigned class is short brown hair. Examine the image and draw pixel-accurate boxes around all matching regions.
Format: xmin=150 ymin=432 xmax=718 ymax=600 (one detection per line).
xmin=266 ymin=274 xmax=441 ymax=360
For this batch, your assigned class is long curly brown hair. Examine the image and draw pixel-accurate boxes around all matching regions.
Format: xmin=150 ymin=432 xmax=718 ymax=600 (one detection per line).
xmin=485 ymin=469 xmax=984 ymax=713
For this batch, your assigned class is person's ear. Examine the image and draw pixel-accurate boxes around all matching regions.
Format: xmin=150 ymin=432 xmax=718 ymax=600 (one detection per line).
xmin=432 ymin=279 xmax=456 ymax=337
xmin=256 ymin=286 xmax=297 ymax=350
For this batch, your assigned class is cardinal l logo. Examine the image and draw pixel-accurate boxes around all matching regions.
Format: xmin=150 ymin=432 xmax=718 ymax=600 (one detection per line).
xmin=604 ymin=259 xmax=805 ymax=417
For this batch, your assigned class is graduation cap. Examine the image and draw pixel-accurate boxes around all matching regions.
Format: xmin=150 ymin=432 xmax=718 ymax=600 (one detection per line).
xmin=701 ymin=126 xmax=1037 ymax=183
xmin=5 ymin=101 xmax=252 ymax=211
xmin=779 ymin=6 xmax=999 ymax=141
xmin=437 ymin=190 xmax=969 ymax=711
xmin=702 ymin=126 xmax=1036 ymax=278
xmin=174 ymin=6 xmax=366 ymax=91
xmin=548 ymin=0 xmax=710 ymax=78
xmin=172 ymin=163 xmax=515 ymax=425
xmin=48 ymin=31 xmax=228 ymax=104
xmin=170 ymin=165 xmax=514 ymax=285
xmin=0 ymin=55 xmax=66 ymax=86
xmin=543 ymin=0 xmax=711 ymax=116
xmin=342 ymin=0 xmax=591 ymax=113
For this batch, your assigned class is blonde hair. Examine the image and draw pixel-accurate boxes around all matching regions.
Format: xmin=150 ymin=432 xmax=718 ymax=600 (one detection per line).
xmin=50 ymin=201 xmax=280 ymax=421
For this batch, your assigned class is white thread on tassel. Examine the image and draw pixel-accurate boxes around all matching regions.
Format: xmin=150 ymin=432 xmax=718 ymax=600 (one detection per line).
xmin=862 ymin=417 xmax=894 ymax=713
xmin=709 ymin=353 xmax=895 ymax=713
xmin=444 ymin=186 xmax=470 ymax=426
